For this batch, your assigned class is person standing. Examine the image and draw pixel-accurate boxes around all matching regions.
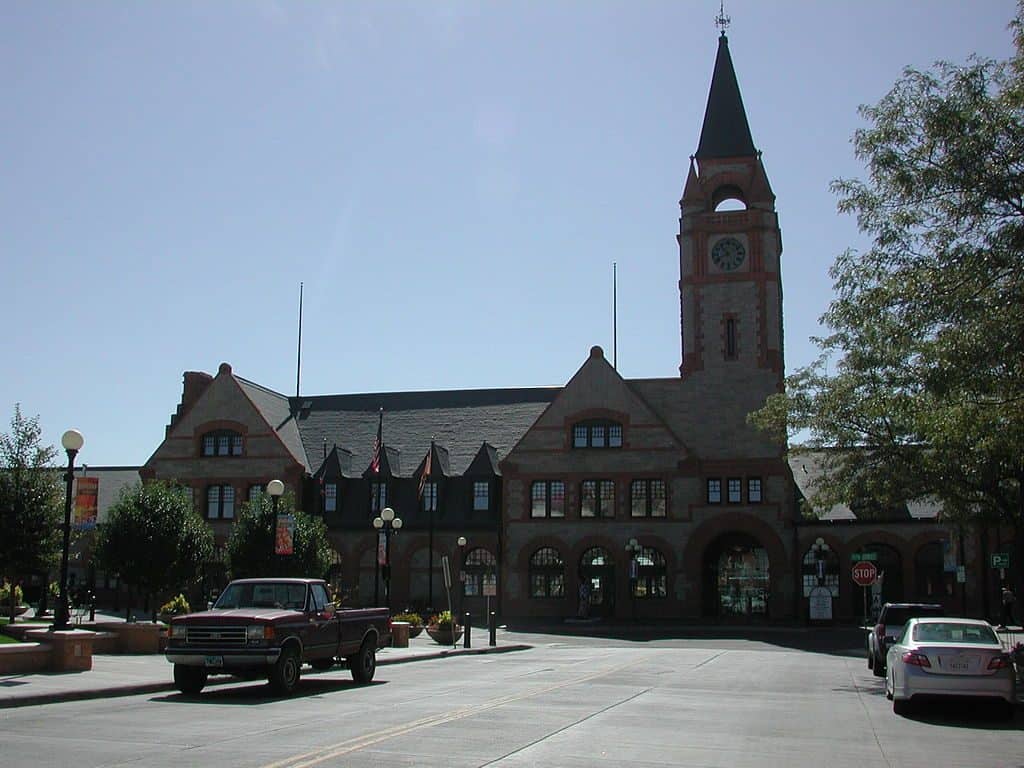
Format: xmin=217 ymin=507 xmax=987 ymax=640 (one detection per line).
xmin=1000 ymin=585 xmax=1016 ymax=628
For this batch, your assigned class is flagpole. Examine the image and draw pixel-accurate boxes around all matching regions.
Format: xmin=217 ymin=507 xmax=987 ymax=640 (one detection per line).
xmin=426 ymin=439 xmax=435 ymax=613
xmin=296 ymin=282 xmax=303 ymax=398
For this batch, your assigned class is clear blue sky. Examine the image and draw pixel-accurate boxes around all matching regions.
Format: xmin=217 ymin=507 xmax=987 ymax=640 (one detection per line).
xmin=2 ymin=1 xmax=1018 ymax=466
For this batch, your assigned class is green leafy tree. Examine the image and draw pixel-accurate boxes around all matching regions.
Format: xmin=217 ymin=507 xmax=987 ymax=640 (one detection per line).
xmin=0 ymin=406 xmax=63 ymax=621
xmin=227 ymin=492 xmax=331 ymax=579
xmin=751 ymin=6 xmax=1024 ymax=582
xmin=94 ymin=481 xmax=213 ymax=616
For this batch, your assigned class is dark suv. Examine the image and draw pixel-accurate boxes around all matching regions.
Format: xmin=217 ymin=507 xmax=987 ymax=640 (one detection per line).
xmin=867 ymin=602 xmax=944 ymax=677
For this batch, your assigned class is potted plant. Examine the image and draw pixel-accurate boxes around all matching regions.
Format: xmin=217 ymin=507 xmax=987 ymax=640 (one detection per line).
xmin=426 ymin=610 xmax=462 ymax=645
xmin=392 ymin=611 xmax=424 ymax=638
xmin=158 ymin=593 xmax=191 ymax=624
xmin=0 ymin=581 xmax=28 ymax=618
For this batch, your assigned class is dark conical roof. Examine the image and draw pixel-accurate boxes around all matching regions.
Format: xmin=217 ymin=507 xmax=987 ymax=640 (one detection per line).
xmin=695 ymin=33 xmax=756 ymax=160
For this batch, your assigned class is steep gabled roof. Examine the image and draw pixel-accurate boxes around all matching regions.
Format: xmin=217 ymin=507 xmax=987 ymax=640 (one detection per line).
xmin=296 ymin=387 xmax=558 ymax=477
xmin=695 ymin=33 xmax=756 ymax=161
xmin=235 ymin=376 xmax=310 ymax=471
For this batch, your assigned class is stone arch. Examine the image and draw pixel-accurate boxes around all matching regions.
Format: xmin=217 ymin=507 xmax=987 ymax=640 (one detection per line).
xmin=683 ymin=512 xmax=789 ymax=619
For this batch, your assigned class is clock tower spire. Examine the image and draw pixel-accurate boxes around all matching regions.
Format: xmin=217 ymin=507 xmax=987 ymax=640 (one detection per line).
xmin=677 ymin=28 xmax=783 ymax=395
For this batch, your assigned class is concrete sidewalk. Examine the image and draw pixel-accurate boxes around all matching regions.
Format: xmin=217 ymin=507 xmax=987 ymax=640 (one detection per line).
xmin=0 ymin=629 xmax=529 ymax=709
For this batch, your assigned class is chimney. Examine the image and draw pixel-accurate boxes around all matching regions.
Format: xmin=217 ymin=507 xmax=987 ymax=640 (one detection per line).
xmin=167 ymin=371 xmax=213 ymax=435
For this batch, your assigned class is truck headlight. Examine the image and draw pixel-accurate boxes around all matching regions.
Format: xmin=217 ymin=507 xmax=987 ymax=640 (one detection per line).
xmin=170 ymin=624 xmax=187 ymax=639
xmin=247 ymin=625 xmax=273 ymax=641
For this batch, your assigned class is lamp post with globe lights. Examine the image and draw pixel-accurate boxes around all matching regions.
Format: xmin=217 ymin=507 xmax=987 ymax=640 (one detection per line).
xmin=372 ymin=507 xmax=402 ymax=609
xmin=626 ymin=537 xmax=642 ymax=621
xmin=267 ymin=479 xmax=284 ymax=569
xmin=53 ymin=429 xmax=83 ymax=632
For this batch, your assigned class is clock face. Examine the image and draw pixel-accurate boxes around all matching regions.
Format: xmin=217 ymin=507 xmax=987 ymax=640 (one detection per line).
xmin=711 ymin=237 xmax=746 ymax=271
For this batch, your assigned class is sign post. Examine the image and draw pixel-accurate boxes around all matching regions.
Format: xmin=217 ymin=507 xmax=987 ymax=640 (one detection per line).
xmin=852 ymin=561 xmax=878 ymax=627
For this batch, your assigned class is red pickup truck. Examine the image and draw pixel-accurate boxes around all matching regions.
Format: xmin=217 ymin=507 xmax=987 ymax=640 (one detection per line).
xmin=165 ymin=577 xmax=390 ymax=695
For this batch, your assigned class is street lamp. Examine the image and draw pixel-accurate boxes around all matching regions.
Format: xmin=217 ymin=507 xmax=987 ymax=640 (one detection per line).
xmin=372 ymin=507 xmax=402 ymax=609
xmin=267 ymin=479 xmax=284 ymax=569
xmin=457 ymin=536 xmax=467 ymax=616
xmin=53 ymin=429 xmax=83 ymax=632
xmin=811 ymin=537 xmax=830 ymax=585
xmin=626 ymin=537 xmax=641 ymax=621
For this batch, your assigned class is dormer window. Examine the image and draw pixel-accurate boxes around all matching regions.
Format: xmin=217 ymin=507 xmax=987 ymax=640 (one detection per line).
xmin=572 ymin=420 xmax=623 ymax=449
xmin=201 ymin=430 xmax=243 ymax=457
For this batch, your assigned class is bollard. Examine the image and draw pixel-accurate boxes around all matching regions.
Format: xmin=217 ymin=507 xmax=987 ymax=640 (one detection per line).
xmin=464 ymin=612 xmax=471 ymax=648
xmin=489 ymin=610 xmax=496 ymax=646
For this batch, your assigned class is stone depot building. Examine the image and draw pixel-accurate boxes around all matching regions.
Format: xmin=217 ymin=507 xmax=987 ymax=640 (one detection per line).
xmin=128 ymin=32 xmax=1008 ymax=625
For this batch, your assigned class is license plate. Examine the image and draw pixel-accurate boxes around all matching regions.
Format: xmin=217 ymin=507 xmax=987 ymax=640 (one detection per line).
xmin=204 ymin=655 xmax=224 ymax=668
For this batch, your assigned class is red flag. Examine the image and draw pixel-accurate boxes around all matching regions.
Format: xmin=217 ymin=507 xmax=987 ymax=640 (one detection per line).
xmin=418 ymin=444 xmax=433 ymax=500
xmin=370 ymin=409 xmax=383 ymax=474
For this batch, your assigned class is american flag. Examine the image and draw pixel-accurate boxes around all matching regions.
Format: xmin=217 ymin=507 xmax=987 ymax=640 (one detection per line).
xmin=418 ymin=443 xmax=433 ymax=500
xmin=370 ymin=409 xmax=383 ymax=474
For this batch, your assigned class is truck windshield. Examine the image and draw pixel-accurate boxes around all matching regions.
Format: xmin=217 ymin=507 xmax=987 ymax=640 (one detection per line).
xmin=215 ymin=582 xmax=308 ymax=610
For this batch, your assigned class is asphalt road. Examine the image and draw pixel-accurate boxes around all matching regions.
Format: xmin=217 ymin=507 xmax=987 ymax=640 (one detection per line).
xmin=2 ymin=631 xmax=1021 ymax=767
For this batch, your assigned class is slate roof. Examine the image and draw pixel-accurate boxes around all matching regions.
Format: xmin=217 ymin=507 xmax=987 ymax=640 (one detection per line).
xmin=293 ymin=387 xmax=560 ymax=477
xmin=236 ymin=377 xmax=310 ymax=471
xmin=695 ymin=33 xmax=757 ymax=160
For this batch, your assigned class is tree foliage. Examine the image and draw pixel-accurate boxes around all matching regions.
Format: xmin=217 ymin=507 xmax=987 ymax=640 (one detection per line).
xmin=94 ymin=481 xmax=213 ymax=602
xmin=226 ymin=492 xmax=332 ymax=580
xmin=751 ymin=6 xmax=1024 ymax=532
xmin=0 ymin=406 xmax=63 ymax=619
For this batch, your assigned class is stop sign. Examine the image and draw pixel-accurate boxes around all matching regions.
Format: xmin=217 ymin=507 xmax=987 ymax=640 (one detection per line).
xmin=852 ymin=561 xmax=878 ymax=587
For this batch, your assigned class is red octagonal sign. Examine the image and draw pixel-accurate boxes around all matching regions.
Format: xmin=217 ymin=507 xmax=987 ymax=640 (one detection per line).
xmin=852 ymin=561 xmax=878 ymax=587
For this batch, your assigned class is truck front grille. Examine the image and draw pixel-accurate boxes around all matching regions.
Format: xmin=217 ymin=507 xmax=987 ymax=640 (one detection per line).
xmin=184 ymin=626 xmax=248 ymax=646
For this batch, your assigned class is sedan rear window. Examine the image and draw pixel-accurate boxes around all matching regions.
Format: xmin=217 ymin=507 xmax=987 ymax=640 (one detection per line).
xmin=912 ymin=622 xmax=998 ymax=645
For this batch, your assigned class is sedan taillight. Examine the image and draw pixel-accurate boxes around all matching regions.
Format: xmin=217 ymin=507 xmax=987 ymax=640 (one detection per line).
xmin=988 ymin=654 xmax=1012 ymax=670
xmin=902 ymin=651 xmax=931 ymax=668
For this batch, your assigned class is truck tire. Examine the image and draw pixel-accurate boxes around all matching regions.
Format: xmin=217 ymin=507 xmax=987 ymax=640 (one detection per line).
xmin=173 ymin=664 xmax=207 ymax=695
xmin=269 ymin=646 xmax=301 ymax=694
xmin=349 ymin=640 xmax=376 ymax=684
xmin=872 ymin=657 xmax=886 ymax=677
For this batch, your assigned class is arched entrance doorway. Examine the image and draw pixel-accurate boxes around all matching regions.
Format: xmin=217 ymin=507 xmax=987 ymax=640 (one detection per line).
xmin=580 ymin=547 xmax=615 ymax=619
xmin=703 ymin=533 xmax=770 ymax=619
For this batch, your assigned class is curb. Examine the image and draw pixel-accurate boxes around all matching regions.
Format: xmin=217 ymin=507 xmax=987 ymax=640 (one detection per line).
xmin=0 ymin=643 xmax=532 ymax=709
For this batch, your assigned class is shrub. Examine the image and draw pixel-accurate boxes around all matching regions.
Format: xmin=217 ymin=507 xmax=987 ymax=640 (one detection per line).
xmin=392 ymin=611 xmax=423 ymax=627
xmin=159 ymin=593 xmax=191 ymax=616
xmin=428 ymin=610 xmax=455 ymax=629
xmin=0 ymin=581 xmax=24 ymax=605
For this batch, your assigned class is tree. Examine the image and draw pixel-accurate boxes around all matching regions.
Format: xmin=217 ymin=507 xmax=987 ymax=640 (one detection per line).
xmin=94 ymin=481 xmax=213 ymax=616
xmin=226 ymin=492 xmax=331 ymax=580
xmin=0 ymin=406 xmax=63 ymax=621
xmin=750 ymin=6 xmax=1024 ymax=589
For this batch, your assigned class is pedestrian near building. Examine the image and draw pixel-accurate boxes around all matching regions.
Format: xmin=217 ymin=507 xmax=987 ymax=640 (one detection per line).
xmin=1000 ymin=585 xmax=1016 ymax=628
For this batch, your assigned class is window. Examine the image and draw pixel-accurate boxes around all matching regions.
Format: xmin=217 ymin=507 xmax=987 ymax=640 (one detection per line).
xmin=571 ymin=420 xmax=624 ymax=449
xmin=631 ymin=546 xmax=668 ymax=598
xmin=530 ymin=481 xmax=565 ymax=518
xmin=631 ymin=479 xmax=666 ymax=517
xmin=748 ymin=478 xmax=762 ymax=503
xmin=324 ymin=483 xmax=337 ymax=513
xmin=421 ymin=482 xmax=437 ymax=513
xmin=473 ymin=481 xmax=490 ymax=511
xmin=529 ymin=547 xmax=565 ymax=598
xmin=248 ymin=485 xmax=263 ymax=503
xmin=201 ymin=430 xmax=243 ymax=457
xmin=371 ymin=482 xmax=387 ymax=513
xmin=707 ymin=479 xmax=722 ymax=504
xmin=802 ymin=545 xmax=839 ymax=597
xmin=581 ymin=480 xmax=615 ymax=518
xmin=206 ymin=485 xmax=235 ymax=519
xmin=463 ymin=548 xmax=496 ymax=597
xmin=725 ymin=317 xmax=737 ymax=359
xmin=727 ymin=478 xmax=741 ymax=504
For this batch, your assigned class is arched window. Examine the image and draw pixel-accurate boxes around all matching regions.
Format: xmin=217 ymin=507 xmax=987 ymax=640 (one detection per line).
xmin=463 ymin=548 xmax=496 ymax=597
xmin=632 ymin=546 xmax=667 ymax=598
xmin=572 ymin=420 xmax=623 ymax=449
xmin=529 ymin=547 xmax=565 ymax=598
xmin=801 ymin=542 xmax=840 ymax=597
xmin=201 ymin=430 xmax=243 ymax=457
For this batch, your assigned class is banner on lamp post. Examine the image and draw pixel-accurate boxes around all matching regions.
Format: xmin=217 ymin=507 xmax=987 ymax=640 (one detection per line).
xmin=377 ymin=531 xmax=387 ymax=566
xmin=275 ymin=514 xmax=295 ymax=555
xmin=73 ymin=476 xmax=99 ymax=529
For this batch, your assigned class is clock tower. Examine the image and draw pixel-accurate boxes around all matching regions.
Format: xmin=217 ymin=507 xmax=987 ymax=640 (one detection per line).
xmin=678 ymin=31 xmax=783 ymax=395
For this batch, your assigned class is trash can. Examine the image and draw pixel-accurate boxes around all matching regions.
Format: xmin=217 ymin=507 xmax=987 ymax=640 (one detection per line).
xmin=391 ymin=621 xmax=410 ymax=648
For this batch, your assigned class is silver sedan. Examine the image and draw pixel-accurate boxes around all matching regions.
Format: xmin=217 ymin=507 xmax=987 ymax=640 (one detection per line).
xmin=885 ymin=617 xmax=1016 ymax=717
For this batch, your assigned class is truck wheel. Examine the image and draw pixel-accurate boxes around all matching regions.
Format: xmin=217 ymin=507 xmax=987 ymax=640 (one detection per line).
xmin=349 ymin=640 xmax=376 ymax=684
xmin=173 ymin=664 xmax=207 ymax=695
xmin=872 ymin=658 xmax=886 ymax=678
xmin=269 ymin=646 xmax=301 ymax=694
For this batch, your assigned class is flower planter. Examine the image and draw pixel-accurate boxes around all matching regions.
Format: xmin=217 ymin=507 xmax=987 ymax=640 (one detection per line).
xmin=426 ymin=625 xmax=463 ymax=645
xmin=407 ymin=624 xmax=424 ymax=639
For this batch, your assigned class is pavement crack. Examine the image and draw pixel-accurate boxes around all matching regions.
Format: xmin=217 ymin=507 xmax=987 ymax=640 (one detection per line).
xmin=692 ymin=650 xmax=727 ymax=669
xmin=847 ymin=658 xmax=895 ymax=768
